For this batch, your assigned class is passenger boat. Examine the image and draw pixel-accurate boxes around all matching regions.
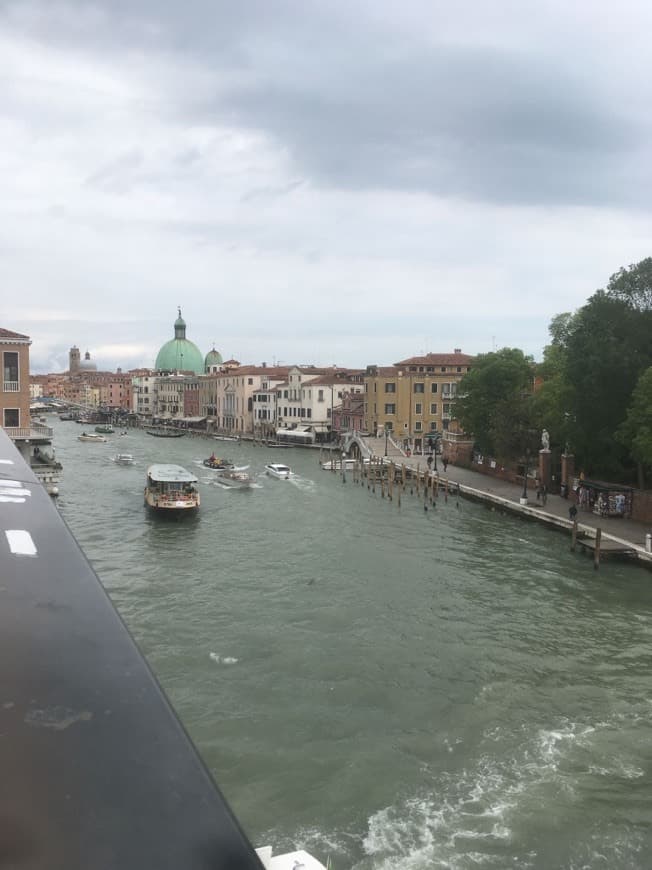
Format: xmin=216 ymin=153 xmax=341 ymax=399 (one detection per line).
xmin=203 ymin=454 xmax=233 ymax=470
xmin=146 ymin=427 xmax=186 ymax=438
xmin=112 ymin=453 xmax=135 ymax=466
xmin=215 ymin=467 xmax=255 ymax=489
xmin=265 ymin=463 xmax=292 ymax=480
xmin=95 ymin=424 xmax=114 ymax=434
xmin=144 ymin=464 xmax=200 ymax=513
xmin=78 ymin=432 xmax=107 ymax=443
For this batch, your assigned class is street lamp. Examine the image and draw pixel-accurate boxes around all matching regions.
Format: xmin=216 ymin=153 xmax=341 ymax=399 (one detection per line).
xmin=433 ymin=438 xmax=438 ymax=472
xmin=384 ymin=426 xmax=388 ymax=457
xmin=521 ymin=446 xmax=531 ymax=503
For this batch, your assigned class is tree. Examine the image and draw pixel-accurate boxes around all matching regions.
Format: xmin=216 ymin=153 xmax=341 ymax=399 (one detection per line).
xmin=607 ymin=257 xmax=652 ymax=312
xmin=454 ymin=348 xmax=536 ymax=461
xmin=616 ymin=366 xmax=652 ymax=489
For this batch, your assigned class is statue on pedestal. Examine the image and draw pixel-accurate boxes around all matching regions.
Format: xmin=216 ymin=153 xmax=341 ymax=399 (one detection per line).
xmin=541 ymin=429 xmax=550 ymax=451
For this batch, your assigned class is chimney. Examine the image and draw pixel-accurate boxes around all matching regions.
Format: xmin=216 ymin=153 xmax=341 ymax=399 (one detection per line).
xmin=454 ymin=348 xmax=462 ymax=354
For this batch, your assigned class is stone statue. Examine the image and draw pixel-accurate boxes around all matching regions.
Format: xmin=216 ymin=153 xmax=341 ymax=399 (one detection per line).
xmin=541 ymin=429 xmax=550 ymax=451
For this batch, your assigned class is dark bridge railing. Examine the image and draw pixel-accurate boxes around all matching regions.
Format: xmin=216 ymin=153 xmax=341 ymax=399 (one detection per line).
xmin=0 ymin=430 xmax=264 ymax=870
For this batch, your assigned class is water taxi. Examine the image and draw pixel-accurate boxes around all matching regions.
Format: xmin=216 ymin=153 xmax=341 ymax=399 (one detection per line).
xmin=265 ymin=463 xmax=292 ymax=480
xmin=78 ymin=432 xmax=107 ymax=443
xmin=215 ymin=467 xmax=254 ymax=489
xmin=144 ymin=464 xmax=199 ymax=513
xmin=112 ymin=453 xmax=135 ymax=466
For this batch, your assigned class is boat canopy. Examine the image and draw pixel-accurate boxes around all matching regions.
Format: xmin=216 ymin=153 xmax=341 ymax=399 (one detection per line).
xmin=146 ymin=464 xmax=198 ymax=483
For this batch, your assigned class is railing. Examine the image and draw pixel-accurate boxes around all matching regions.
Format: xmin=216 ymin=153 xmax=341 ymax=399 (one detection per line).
xmin=4 ymin=424 xmax=54 ymax=439
xmin=3 ymin=380 xmax=19 ymax=392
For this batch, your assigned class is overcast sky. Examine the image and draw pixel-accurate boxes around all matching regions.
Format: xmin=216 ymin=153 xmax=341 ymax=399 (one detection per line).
xmin=3 ymin=0 xmax=652 ymax=373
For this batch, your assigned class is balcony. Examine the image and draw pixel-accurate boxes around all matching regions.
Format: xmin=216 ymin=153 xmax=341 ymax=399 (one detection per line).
xmin=3 ymin=380 xmax=19 ymax=392
xmin=4 ymin=424 xmax=54 ymax=441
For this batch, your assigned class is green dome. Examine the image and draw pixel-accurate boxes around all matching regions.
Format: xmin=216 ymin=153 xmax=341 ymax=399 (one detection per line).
xmin=155 ymin=308 xmax=204 ymax=374
xmin=205 ymin=348 xmax=223 ymax=368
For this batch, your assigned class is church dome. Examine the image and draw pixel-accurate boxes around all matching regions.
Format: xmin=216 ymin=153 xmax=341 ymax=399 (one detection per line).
xmin=204 ymin=347 xmax=223 ymax=372
xmin=78 ymin=351 xmax=97 ymax=372
xmin=155 ymin=308 xmax=204 ymax=374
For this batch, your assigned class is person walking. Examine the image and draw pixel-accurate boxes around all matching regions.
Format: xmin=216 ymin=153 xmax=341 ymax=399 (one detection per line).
xmin=569 ymin=503 xmax=578 ymax=521
xmin=442 ymin=457 xmax=448 ymax=473
xmin=541 ymin=483 xmax=547 ymax=506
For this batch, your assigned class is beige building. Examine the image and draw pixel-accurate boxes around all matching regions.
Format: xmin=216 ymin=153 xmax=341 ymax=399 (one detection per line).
xmin=364 ymin=351 xmax=473 ymax=453
xmin=1 ymin=327 xmax=32 ymax=429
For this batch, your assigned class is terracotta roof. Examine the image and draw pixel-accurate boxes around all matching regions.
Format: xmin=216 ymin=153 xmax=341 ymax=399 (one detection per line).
xmin=394 ymin=352 xmax=474 ymax=366
xmin=0 ymin=327 xmax=30 ymax=340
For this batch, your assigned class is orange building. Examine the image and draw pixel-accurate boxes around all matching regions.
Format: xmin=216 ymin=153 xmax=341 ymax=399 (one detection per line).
xmin=1 ymin=327 xmax=32 ymax=428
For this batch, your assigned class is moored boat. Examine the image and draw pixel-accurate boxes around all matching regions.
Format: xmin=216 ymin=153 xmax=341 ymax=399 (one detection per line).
xmin=146 ymin=427 xmax=186 ymax=438
xmin=265 ymin=463 xmax=292 ymax=480
xmin=78 ymin=432 xmax=107 ymax=443
xmin=144 ymin=464 xmax=199 ymax=513
xmin=213 ymin=434 xmax=240 ymax=443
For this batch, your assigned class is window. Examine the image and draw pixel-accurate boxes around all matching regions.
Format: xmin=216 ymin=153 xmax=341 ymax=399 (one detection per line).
xmin=431 ymin=383 xmax=438 ymax=393
xmin=384 ymin=403 xmax=396 ymax=414
xmin=248 ymin=378 xmax=253 ymax=385
xmin=3 ymin=408 xmax=19 ymax=426
xmin=318 ymin=389 xmax=324 ymax=402
xmin=385 ymin=382 xmax=396 ymax=393
xmin=430 ymin=421 xmax=437 ymax=431
xmin=430 ymin=403 xmax=437 ymax=414
xmin=3 ymin=352 xmax=19 ymax=390
xmin=443 ymin=404 xmax=451 ymax=414
xmin=415 ymin=421 xmax=422 ymax=431
xmin=414 ymin=383 xmax=424 ymax=393
xmin=415 ymin=403 xmax=422 ymax=414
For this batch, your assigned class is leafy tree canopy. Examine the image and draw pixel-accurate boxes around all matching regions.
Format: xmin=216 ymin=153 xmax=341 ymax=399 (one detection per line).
xmin=607 ymin=257 xmax=652 ymax=312
xmin=454 ymin=348 xmax=536 ymax=461
xmin=616 ymin=366 xmax=652 ymax=474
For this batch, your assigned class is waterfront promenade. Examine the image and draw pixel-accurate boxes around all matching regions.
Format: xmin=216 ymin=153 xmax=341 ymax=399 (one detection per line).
xmin=361 ymin=438 xmax=652 ymax=567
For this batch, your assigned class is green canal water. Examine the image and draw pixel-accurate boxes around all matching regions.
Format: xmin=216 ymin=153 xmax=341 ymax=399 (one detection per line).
xmin=53 ymin=419 xmax=652 ymax=869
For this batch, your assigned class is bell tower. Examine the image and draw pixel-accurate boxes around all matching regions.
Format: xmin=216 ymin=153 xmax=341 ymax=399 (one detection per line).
xmin=69 ymin=346 xmax=80 ymax=374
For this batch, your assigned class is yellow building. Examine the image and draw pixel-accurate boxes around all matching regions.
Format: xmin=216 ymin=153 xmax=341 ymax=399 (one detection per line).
xmin=364 ymin=351 xmax=473 ymax=452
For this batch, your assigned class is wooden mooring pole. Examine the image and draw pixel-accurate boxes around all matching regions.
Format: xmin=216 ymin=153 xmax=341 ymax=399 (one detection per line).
xmin=594 ymin=527 xmax=602 ymax=570
xmin=571 ymin=519 xmax=578 ymax=551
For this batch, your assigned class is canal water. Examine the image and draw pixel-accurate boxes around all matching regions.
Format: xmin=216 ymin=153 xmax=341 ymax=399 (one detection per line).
xmin=53 ymin=419 xmax=652 ymax=869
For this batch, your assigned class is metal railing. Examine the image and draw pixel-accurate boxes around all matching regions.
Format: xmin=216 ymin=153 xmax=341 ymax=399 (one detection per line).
xmin=3 ymin=380 xmax=19 ymax=392
xmin=4 ymin=424 xmax=54 ymax=439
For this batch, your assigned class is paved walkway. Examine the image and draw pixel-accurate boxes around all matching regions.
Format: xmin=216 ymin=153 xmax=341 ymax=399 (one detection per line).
xmin=366 ymin=448 xmax=652 ymax=560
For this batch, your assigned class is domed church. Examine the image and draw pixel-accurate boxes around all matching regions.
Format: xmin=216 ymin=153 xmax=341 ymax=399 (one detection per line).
xmin=155 ymin=308 xmax=207 ymax=374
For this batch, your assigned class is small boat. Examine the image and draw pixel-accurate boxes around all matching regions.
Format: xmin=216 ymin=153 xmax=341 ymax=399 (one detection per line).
xmin=78 ymin=432 xmax=107 ymax=443
xmin=144 ymin=464 xmax=200 ymax=513
xmin=58 ymin=413 xmax=74 ymax=421
xmin=213 ymin=434 xmax=240 ymax=443
xmin=215 ymin=467 xmax=255 ymax=489
xmin=265 ymin=463 xmax=292 ymax=480
xmin=95 ymin=424 xmax=114 ymax=434
xmin=203 ymin=455 xmax=234 ymax=470
xmin=146 ymin=428 xmax=186 ymax=438
xmin=112 ymin=453 xmax=135 ymax=466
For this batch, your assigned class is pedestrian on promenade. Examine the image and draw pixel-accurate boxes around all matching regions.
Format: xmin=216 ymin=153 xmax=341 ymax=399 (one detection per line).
xmin=536 ymin=482 xmax=541 ymax=502
xmin=443 ymin=457 xmax=448 ymax=472
xmin=541 ymin=484 xmax=547 ymax=506
xmin=569 ymin=503 xmax=578 ymax=522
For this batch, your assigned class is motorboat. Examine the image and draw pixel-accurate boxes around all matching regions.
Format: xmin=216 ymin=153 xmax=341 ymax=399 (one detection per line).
xmin=213 ymin=434 xmax=240 ymax=443
xmin=112 ymin=453 xmax=135 ymax=466
xmin=95 ymin=424 xmax=114 ymax=434
xmin=78 ymin=432 xmax=107 ymax=443
xmin=265 ymin=463 xmax=292 ymax=480
xmin=203 ymin=455 xmax=234 ymax=470
xmin=144 ymin=464 xmax=199 ymax=513
xmin=215 ymin=467 xmax=254 ymax=489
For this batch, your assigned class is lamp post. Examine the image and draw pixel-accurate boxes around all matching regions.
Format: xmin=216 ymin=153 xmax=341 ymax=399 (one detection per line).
xmin=384 ymin=426 xmax=389 ymax=457
xmin=433 ymin=436 xmax=438 ymax=472
xmin=521 ymin=446 xmax=531 ymax=504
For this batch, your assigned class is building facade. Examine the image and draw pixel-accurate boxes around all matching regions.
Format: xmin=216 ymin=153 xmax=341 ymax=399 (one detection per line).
xmin=1 ymin=328 xmax=32 ymax=429
xmin=363 ymin=351 xmax=473 ymax=453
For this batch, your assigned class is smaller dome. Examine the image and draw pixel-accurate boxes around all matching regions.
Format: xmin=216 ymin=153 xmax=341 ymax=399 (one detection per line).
xmin=175 ymin=312 xmax=186 ymax=329
xmin=79 ymin=351 xmax=97 ymax=372
xmin=205 ymin=347 xmax=223 ymax=366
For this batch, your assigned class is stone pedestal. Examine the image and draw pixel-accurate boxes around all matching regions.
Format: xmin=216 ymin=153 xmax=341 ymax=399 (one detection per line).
xmin=561 ymin=453 xmax=575 ymax=487
xmin=539 ymin=449 xmax=552 ymax=490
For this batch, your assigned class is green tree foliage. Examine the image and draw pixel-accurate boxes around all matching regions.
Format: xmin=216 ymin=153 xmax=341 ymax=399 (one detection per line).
xmin=607 ymin=257 xmax=652 ymax=312
xmin=616 ymin=367 xmax=652 ymax=487
xmin=454 ymin=348 xmax=536 ymax=461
